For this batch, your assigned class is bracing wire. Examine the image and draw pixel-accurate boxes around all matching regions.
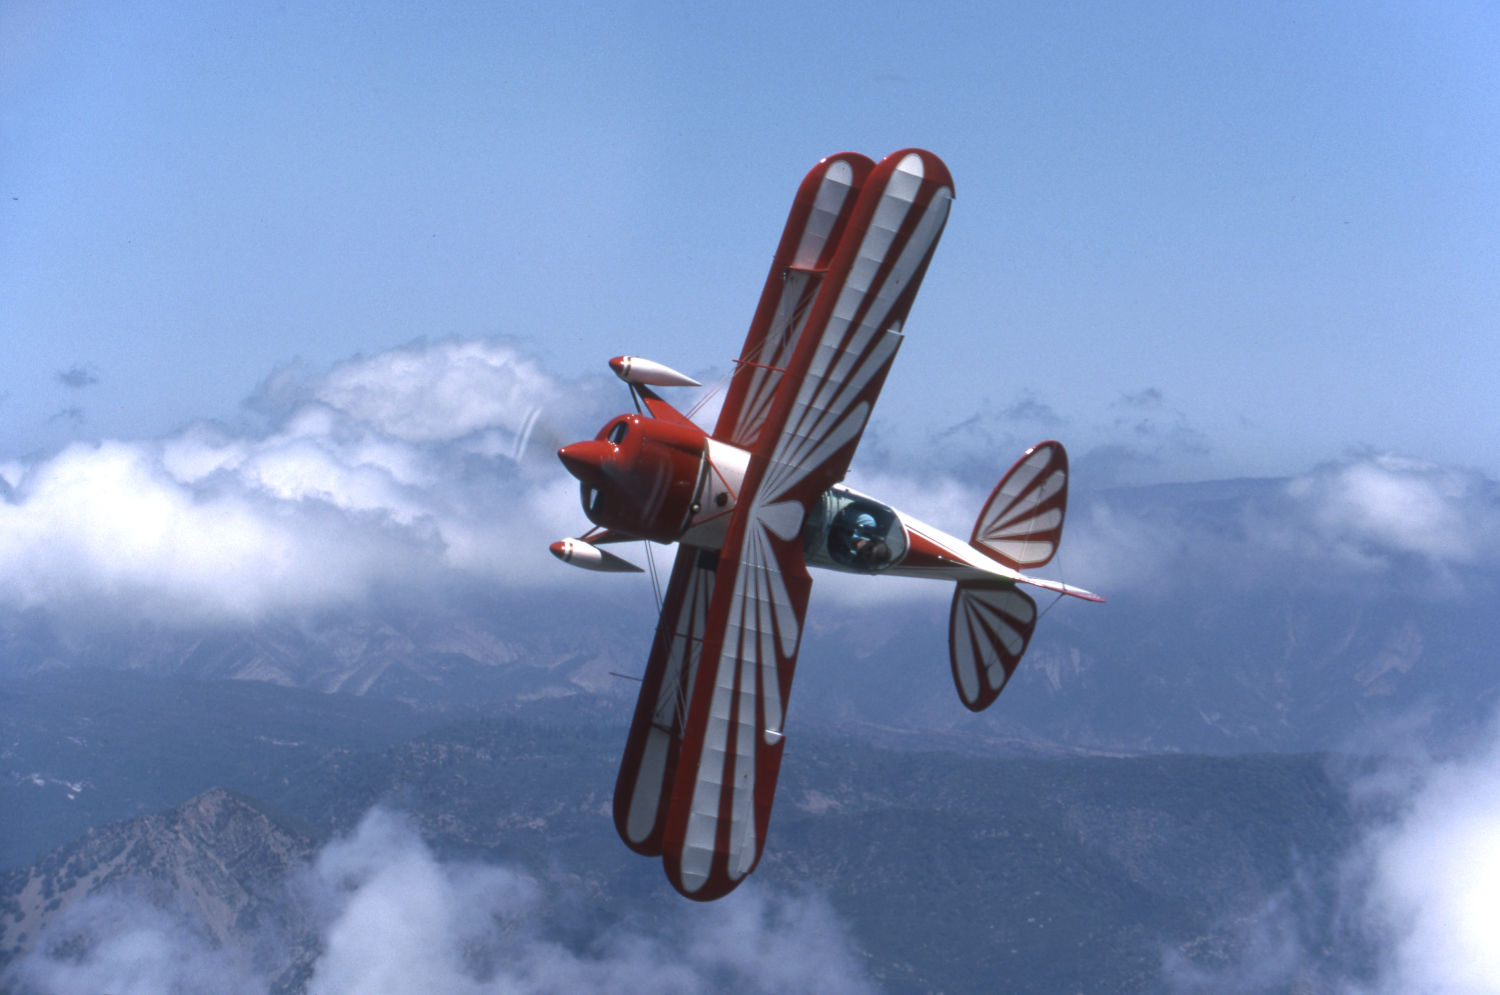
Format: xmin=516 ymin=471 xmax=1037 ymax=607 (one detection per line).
xmin=684 ymin=368 xmax=734 ymax=422
xmin=644 ymin=541 xmax=663 ymax=615
xmin=1037 ymin=528 xmax=1073 ymax=621
xmin=683 ymin=311 xmax=795 ymax=424
xmin=1037 ymin=590 xmax=1066 ymax=622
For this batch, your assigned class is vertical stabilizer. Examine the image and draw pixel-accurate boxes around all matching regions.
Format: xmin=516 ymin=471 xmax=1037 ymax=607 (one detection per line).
xmin=970 ymin=441 xmax=1068 ymax=570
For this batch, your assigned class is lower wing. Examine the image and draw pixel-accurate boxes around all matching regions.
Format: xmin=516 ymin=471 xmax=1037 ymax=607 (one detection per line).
xmin=613 ymin=545 xmax=718 ymax=855
xmin=659 ymin=495 xmax=812 ymax=900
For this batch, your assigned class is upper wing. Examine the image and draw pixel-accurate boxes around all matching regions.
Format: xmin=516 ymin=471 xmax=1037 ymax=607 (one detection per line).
xmin=613 ymin=544 xmax=718 ymax=856
xmin=755 ymin=148 xmax=954 ymax=503
xmin=713 ymin=153 xmax=875 ymax=450
xmin=656 ymin=150 xmax=954 ymax=900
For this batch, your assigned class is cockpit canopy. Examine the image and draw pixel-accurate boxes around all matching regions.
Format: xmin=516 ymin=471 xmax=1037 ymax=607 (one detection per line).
xmin=802 ymin=488 xmax=908 ymax=573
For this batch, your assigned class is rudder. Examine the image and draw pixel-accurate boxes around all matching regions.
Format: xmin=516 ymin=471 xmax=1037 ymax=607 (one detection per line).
xmin=971 ymin=441 xmax=1068 ymax=570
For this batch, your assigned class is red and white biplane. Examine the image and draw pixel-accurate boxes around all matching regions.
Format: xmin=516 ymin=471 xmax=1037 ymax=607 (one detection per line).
xmin=551 ymin=149 xmax=1102 ymax=901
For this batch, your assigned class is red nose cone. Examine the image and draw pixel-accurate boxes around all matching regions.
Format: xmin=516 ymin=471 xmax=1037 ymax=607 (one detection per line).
xmin=557 ymin=440 xmax=613 ymax=488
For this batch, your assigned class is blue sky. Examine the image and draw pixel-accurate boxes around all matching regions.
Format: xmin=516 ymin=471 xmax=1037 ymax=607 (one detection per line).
xmin=4 ymin=1 xmax=1498 ymax=479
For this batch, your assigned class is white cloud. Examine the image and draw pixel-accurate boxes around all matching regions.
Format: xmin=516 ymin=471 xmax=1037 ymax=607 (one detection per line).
xmin=1289 ymin=454 xmax=1500 ymax=568
xmin=313 ymin=340 xmax=561 ymax=446
xmin=11 ymin=806 xmax=878 ymax=995
xmin=303 ymin=807 xmax=877 ymax=995
xmin=6 ymin=892 xmax=266 ymax=995
xmin=1355 ymin=716 xmax=1500 ymax=994
xmin=1162 ymin=709 xmax=1500 ymax=995
xmin=0 ymin=340 xmax=606 ymax=626
xmin=0 ymin=439 xmax=429 ymax=623
xmin=1059 ymin=453 xmax=1500 ymax=599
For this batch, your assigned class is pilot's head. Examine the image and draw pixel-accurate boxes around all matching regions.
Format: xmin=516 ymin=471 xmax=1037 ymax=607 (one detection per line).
xmin=854 ymin=538 xmax=891 ymax=569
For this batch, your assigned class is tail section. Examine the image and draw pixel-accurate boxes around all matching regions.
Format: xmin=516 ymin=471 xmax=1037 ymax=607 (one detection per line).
xmin=947 ymin=441 xmax=1100 ymax=711
xmin=970 ymin=440 xmax=1069 ymax=570
xmin=948 ymin=582 xmax=1037 ymax=711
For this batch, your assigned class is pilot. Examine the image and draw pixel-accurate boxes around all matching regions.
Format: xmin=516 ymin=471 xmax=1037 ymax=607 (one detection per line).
xmin=852 ymin=536 xmax=892 ymax=570
xmin=832 ymin=506 xmax=890 ymax=570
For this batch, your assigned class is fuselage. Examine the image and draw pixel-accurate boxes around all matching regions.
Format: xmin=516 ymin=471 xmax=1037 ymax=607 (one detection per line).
xmin=556 ymin=412 xmax=1030 ymax=587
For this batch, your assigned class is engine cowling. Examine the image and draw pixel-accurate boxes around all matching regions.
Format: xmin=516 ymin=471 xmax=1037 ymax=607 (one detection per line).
xmin=556 ymin=413 xmax=749 ymax=548
xmin=556 ymin=414 xmax=708 ymax=543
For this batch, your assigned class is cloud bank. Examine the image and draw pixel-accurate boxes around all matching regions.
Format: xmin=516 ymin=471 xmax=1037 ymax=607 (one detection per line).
xmin=1353 ymin=714 xmax=1500 ymax=994
xmin=1164 ymin=708 xmax=1500 ymax=994
xmin=0 ymin=340 xmax=602 ymax=626
xmin=2 ymin=337 xmax=1497 ymax=633
xmin=10 ymin=807 xmax=877 ymax=995
xmin=1065 ymin=454 xmax=1500 ymax=601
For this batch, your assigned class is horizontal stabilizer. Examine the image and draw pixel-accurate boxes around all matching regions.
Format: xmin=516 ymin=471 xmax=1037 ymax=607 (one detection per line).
xmin=949 ymin=581 xmax=1037 ymax=712
xmin=1013 ymin=573 xmax=1105 ymax=603
xmin=971 ymin=441 xmax=1068 ymax=570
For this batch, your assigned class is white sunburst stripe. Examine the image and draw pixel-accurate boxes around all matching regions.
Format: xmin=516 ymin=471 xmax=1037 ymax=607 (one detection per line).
xmin=995 ymin=451 xmax=1048 ymax=503
xmin=754 ymin=553 xmax=781 ymax=744
xmin=992 ymin=491 xmax=1066 ymax=535
xmin=953 ymin=587 xmax=1036 ymax=704
xmin=978 ymin=454 xmax=1067 ymax=567
xmin=625 ymin=726 xmax=670 ymax=843
xmin=954 ymin=599 xmax=983 ymax=703
xmin=987 ymin=500 xmax=1065 ymax=538
xmin=761 ymin=317 xmax=900 ymax=498
xmin=762 ymin=398 xmax=870 ymax=502
xmin=728 ymin=593 xmax=759 ymax=878
xmin=833 ymin=184 xmax=951 ymax=346
xmin=793 ymin=159 xmax=858 ymax=269
xmin=734 ymin=270 xmax=818 ymax=447
xmin=985 ymin=509 xmax=1065 ymax=555
xmin=767 ymin=188 xmax=952 ymax=482
xmin=679 ymin=577 xmax=750 ymax=891
xmin=995 ymin=465 xmax=1065 ymax=520
xmin=734 ymin=166 xmax=947 ymax=461
xmin=678 ymin=492 xmax=805 ymax=892
xmin=838 ymin=154 xmax=924 ymax=300
xmin=716 ymin=526 xmax=769 ymax=884
xmin=804 ymin=169 xmax=933 ymax=391
xmin=779 ymin=329 xmax=900 ymax=476
xmin=649 ymin=564 xmax=709 ymax=727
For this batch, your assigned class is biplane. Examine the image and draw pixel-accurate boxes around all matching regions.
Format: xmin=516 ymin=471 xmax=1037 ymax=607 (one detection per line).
xmin=550 ymin=149 xmax=1102 ymax=901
